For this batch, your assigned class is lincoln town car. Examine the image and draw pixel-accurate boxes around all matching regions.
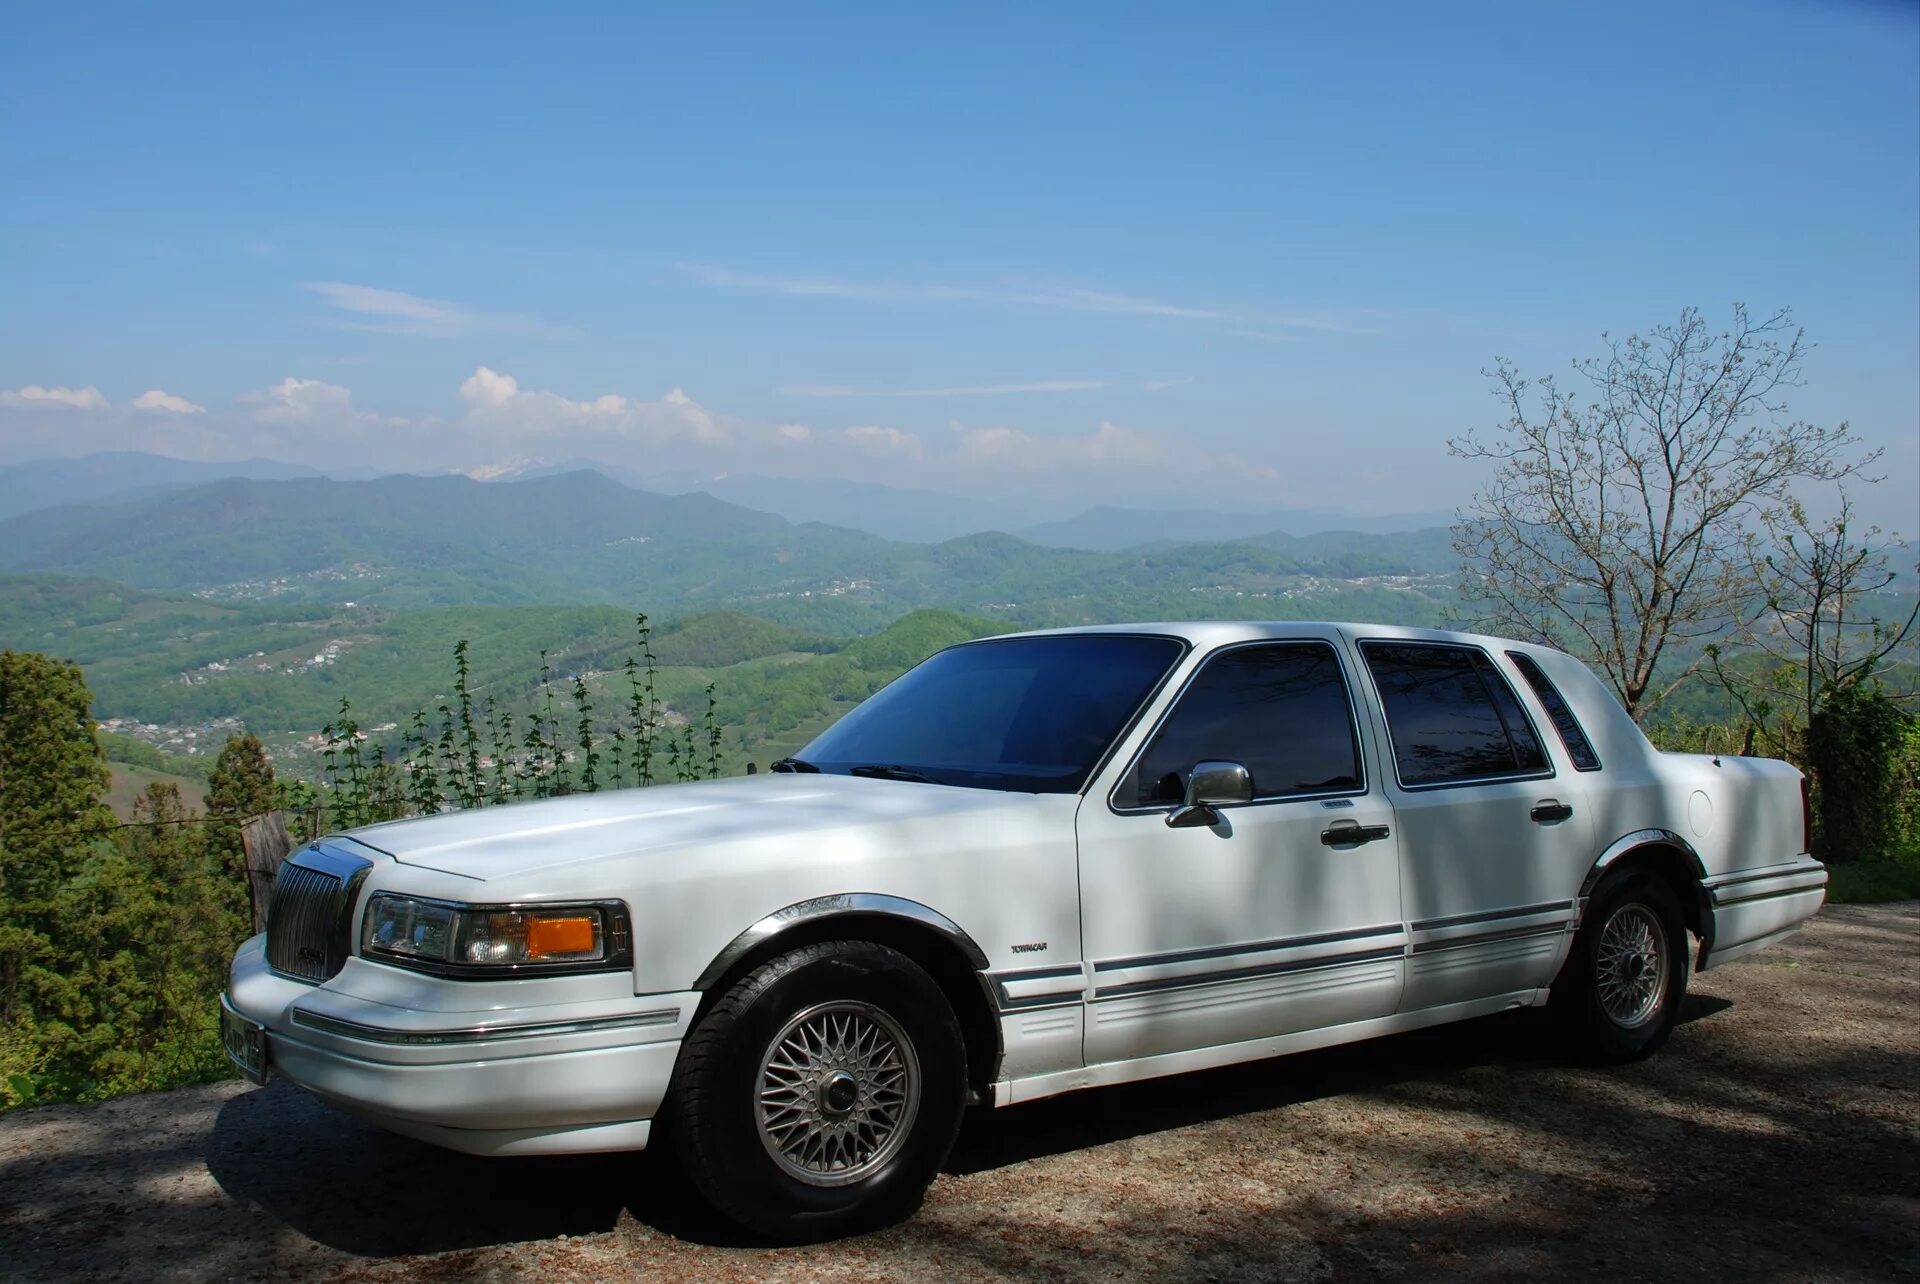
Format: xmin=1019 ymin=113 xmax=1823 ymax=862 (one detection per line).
xmin=223 ymin=622 xmax=1826 ymax=1240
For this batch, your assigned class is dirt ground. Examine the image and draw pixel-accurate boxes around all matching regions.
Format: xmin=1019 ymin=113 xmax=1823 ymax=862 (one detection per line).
xmin=2 ymin=902 xmax=1914 ymax=1283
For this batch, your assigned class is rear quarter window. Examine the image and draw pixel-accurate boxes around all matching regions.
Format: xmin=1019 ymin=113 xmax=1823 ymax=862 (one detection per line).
xmin=1506 ymin=651 xmax=1602 ymax=771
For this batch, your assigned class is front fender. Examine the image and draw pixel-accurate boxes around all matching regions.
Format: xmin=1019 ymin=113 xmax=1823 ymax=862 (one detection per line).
xmin=693 ymin=892 xmax=991 ymax=990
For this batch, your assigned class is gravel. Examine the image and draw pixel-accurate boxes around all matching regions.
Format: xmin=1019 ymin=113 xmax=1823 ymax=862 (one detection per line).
xmin=2 ymin=902 xmax=1915 ymax=1283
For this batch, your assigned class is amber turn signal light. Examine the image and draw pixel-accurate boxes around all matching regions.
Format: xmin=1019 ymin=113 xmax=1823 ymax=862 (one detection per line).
xmin=526 ymin=915 xmax=598 ymax=959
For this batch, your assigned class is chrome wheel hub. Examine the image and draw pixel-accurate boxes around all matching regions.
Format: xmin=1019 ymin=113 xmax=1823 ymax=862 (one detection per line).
xmin=755 ymin=1001 xmax=920 ymax=1186
xmin=1596 ymin=903 xmax=1667 ymax=1029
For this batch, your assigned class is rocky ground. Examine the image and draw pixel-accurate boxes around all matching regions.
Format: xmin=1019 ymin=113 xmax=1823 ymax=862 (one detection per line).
xmin=2 ymin=902 xmax=1914 ymax=1283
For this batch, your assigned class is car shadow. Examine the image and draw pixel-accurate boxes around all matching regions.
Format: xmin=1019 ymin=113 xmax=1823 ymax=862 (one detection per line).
xmin=205 ymin=992 xmax=1736 ymax=1256
xmin=950 ymin=994 xmax=1731 ymax=1175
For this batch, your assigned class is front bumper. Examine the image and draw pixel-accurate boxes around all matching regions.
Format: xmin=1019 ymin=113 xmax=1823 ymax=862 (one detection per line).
xmin=223 ymin=934 xmax=697 ymax=1155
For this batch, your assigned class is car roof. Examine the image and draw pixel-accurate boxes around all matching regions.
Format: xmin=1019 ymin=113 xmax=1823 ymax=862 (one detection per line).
xmin=985 ymin=619 xmax=1559 ymax=655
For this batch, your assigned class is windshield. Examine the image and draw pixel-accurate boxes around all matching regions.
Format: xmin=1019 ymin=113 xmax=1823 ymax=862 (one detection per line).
xmin=795 ymin=634 xmax=1185 ymax=793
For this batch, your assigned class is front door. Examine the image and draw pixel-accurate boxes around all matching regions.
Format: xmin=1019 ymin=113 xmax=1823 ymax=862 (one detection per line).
xmin=1076 ymin=637 xmax=1406 ymax=1066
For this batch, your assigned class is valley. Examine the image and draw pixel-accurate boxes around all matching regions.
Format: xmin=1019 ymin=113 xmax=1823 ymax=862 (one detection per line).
xmin=0 ymin=467 xmax=1461 ymax=782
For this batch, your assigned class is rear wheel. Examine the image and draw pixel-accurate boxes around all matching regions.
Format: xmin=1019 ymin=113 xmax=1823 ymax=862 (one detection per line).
xmin=665 ymin=940 xmax=965 ymax=1242
xmin=1552 ymin=871 xmax=1689 ymax=1063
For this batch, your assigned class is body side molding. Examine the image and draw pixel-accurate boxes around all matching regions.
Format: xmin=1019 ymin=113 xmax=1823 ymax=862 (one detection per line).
xmin=693 ymin=892 xmax=992 ymax=990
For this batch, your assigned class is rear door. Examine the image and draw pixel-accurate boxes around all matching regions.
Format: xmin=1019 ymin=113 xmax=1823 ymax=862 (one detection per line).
xmin=1077 ymin=637 xmax=1405 ymax=1065
xmin=1352 ymin=639 xmax=1597 ymax=1013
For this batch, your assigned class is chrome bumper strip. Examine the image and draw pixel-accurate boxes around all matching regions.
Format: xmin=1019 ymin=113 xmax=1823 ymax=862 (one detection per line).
xmin=289 ymin=1006 xmax=681 ymax=1046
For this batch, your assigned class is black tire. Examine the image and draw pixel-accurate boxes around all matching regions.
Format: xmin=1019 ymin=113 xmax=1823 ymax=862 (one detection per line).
xmin=664 ymin=940 xmax=966 ymax=1242
xmin=1551 ymin=870 xmax=1690 ymax=1064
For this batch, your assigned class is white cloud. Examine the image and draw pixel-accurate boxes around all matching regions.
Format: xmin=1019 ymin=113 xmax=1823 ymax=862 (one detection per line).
xmin=684 ymin=264 xmax=1226 ymax=321
xmin=956 ymin=421 xmax=1158 ymax=470
xmin=0 ymin=384 xmax=109 ymax=410
xmin=685 ymin=265 xmax=1377 ymax=333
xmin=445 ymin=369 xmax=1264 ymax=493
xmin=305 ymin=282 xmax=573 ymax=339
xmin=785 ymin=376 xmax=1201 ymax=398
xmin=840 ymin=424 xmax=922 ymax=456
xmin=132 ymin=389 xmax=205 ymax=414
xmin=785 ymin=380 xmax=1107 ymax=398
xmin=951 ymin=419 xmax=1275 ymax=481
xmin=249 ymin=377 xmax=371 ymax=428
xmin=458 ymin=366 xmax=729 ymax=444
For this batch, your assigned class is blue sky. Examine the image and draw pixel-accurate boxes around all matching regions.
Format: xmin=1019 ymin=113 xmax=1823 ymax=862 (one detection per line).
xmin=2 ymin=1 xmax=1915 ymax=526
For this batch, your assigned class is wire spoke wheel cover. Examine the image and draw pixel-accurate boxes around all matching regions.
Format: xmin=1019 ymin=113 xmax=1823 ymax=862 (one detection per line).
xmin=755 ymin=1000 xmax=921 ymax=1187
xmin=1595 ymin=903 xmax=1667 ymax=1028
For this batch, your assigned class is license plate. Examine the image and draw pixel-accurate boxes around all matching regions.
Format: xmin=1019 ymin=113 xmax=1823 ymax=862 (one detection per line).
xmin=220 ymin=999 xmax=269 ymax=1086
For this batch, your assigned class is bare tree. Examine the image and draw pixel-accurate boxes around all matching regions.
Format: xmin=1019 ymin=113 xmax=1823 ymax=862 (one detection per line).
xmin=1450 ymin=304 xmax=1877 ymax=723
xmin=1707 ymin=492 xmax=1917 ymax=759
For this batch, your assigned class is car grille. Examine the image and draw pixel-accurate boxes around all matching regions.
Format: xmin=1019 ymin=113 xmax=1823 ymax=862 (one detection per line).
xmin=265 ymin=847 xmax=371 ymax=983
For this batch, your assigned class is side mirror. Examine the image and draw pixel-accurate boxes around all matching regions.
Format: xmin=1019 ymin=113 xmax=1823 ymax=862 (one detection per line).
xmin=1166 ymin=760 xmax=1252 ymax=828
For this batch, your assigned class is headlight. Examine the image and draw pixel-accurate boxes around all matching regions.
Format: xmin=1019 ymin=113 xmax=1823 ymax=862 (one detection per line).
xmin=361 ymin=894 xmax=632 ymax=978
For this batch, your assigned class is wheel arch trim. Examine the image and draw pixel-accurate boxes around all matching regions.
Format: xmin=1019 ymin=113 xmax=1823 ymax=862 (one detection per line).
xmin=1580 ymin=828 xmax=1708 ymax=900
xmin=693 ymin=893 xmax=992 ymax=991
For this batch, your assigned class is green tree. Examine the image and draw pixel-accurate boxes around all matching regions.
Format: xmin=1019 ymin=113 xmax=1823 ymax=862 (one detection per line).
xmin=0 ymin=650 xmax=116 ymax=1104
xmin=71 ymin=782 xmax=242 ymax=1097
xmin=204 ymin=733 xmax=276 ymax=882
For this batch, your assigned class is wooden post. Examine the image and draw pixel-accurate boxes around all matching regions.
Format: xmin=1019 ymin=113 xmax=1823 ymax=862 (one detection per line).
xmin=240 ymin=810 xmax=294 ymax=935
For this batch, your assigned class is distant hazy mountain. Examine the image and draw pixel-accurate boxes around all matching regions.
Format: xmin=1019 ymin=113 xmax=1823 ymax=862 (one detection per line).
xmin=651 ymin=473 xmax=1036 ymax=543
xmin=0 ymin=470 xmax=794 ymax=603
xmin=1250 ymin=527 xmax=1460 ymax=575
xmin=451 ymin=459 xmax=1454 ymax=547
xmin=0 ymin=452 xmax=325 ymax=521
xmin=455 ymin=459 xmax=1030 ymax=541
xmin=0 ymin=469 xmax=1463 ymax=629
xmin=1015 ymin=504 xmax=1456 ymax=550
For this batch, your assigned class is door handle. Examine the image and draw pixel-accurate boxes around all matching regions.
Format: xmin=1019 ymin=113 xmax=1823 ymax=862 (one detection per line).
xmin=1321 ymin=823 xmax=1390 ymax=846
xmin=1530 ymin=800 xmax=1573 ymax=823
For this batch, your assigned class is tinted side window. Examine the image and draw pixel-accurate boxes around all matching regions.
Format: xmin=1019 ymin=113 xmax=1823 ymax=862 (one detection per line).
xmin=1360 ymin=642 xmax=1549 ymax=787
xmin=1507 ymin=651 xmax=1601 ymax=771
xmin=1126 ymin=643 xmax=1362 ymax=806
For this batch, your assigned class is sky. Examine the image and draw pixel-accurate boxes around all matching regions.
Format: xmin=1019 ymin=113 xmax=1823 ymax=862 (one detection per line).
xmin=2 ymin=1 xmax=1916 ymax=528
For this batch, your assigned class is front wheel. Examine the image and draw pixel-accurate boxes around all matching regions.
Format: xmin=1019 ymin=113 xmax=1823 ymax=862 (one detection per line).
xmin=1551 ymin=871 xmax=1689 ymax=1063
xmin=664 ymin=940 xmax=966 ymax=1242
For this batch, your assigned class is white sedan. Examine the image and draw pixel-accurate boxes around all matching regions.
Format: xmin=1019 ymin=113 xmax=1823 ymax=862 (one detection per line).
xmin=222 ymin=621 xmax=1826 ymax=1241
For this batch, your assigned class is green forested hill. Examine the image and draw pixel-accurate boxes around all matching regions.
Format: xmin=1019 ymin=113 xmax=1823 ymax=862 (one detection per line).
xmin=0 ymin=471 xmax=795 ymax=605
xmin=0 ymin=472 xmax=1461 ymax=622
xmin=0 ymin=475 xmax=1465 ymax=770
xmin=0 ymin=573 xmax=1011 ymax=757
xmin=0 ymin=567 xmax=1453 ymax=787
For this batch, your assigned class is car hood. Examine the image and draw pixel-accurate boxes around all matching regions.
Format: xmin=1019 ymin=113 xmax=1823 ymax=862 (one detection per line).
xmin=344 ymin=772 xmax=1063 ymax=882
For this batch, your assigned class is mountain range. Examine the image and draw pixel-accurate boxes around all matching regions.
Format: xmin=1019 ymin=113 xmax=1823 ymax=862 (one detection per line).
xmin=0 ymin=452 xmax=324 ymax=521
xmin=0 ymin=467 xmax=1459 ymax=635
xmin=0 ymin=452 xmax=1450 ymax=546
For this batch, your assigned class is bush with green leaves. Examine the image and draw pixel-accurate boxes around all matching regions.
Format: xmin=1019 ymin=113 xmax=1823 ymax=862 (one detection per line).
xmin=1805 ymin=683 xmax=1912 ymax=864
xmin=1893 ymin=717 xmax=1920 ymax=858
